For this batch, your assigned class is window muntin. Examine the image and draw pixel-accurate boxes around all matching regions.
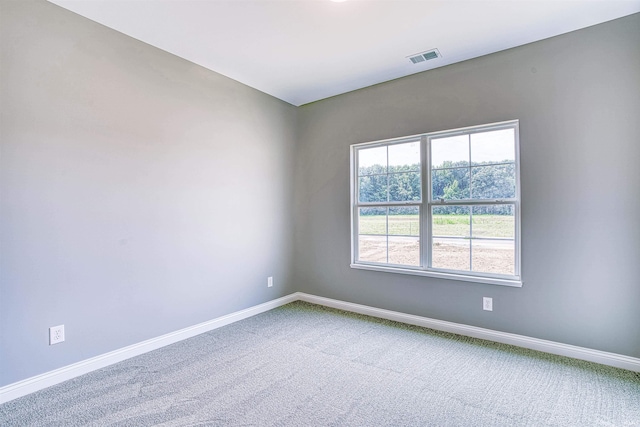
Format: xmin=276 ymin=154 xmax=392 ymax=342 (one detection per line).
xmin=351 ymin=121 xmax=521 ymax=286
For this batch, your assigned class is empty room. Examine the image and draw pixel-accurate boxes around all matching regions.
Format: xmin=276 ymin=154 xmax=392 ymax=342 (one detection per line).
xmin=1 ymin=0 xmax=639 ymax=425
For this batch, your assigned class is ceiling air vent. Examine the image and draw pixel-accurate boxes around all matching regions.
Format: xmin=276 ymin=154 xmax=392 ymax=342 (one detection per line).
xmin=408 ymin=48 xmax=441 ymax=64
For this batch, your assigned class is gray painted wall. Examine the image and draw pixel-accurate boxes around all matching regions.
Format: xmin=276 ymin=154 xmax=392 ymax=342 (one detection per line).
xmin=294 ymin=14 xmax=640 ymax=358
xmin=1 ymin=0 xmax=297 ymax=386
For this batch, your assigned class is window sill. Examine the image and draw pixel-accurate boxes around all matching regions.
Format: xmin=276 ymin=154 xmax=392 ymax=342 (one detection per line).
xmin=350 ymin=263 xmax=523 ymax=287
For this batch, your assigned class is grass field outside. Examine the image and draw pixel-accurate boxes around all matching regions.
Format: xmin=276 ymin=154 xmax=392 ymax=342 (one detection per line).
xmin=359 ymin=214 xmax=514 ymax=238
xmin=359 ymin=214 xmax=420 ymax=236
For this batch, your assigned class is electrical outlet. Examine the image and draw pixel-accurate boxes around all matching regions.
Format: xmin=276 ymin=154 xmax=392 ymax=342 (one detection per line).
xmin=267 ymin=276 xmax=273 ymax=288
xmin=483 ymin=297 xmax=493 ymax=312
xmin=49 ymin=325 xmax=65 ymax=345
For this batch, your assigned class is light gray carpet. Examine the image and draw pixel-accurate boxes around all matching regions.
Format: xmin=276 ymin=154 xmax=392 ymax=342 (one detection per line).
xmin=1 ymin=301 xmax=639 ymax=426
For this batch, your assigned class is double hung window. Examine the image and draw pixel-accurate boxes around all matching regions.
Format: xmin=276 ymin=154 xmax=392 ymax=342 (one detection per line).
xmin=351 ymin=120 xmax=521 ymax=286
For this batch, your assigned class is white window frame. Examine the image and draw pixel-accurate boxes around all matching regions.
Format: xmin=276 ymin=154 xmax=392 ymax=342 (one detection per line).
xmin=350 ymin=120 xmax=522 ymax=287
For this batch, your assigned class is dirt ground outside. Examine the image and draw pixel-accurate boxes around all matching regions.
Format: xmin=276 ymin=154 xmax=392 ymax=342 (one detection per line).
xmin=358 ymin=236 xmax=514 ymax=275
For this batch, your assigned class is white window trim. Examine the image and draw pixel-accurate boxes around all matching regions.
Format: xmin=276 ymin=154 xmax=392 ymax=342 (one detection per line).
xmin=350 ymin=120 xmax=522 ymax=287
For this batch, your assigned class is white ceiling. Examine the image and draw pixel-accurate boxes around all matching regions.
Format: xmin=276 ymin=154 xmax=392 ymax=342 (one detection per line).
xmin=49 ymin=0 xmax=640 ymax=106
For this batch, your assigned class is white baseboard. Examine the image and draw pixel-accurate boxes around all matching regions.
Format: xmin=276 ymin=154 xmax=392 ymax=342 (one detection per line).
xmin=3 ymin=291 xmax=638 ymax=405
xmin=295 ymin=292 xmax=640 ymax=373
xmin=0 ymin=294 xmax=298 ymax=404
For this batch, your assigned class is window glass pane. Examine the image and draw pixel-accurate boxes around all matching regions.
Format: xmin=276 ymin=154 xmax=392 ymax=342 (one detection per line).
xmin=389 ymin=236 xmax=420 ymax=266
xmin=432 ymin=168 xmax=470 ymax=201
xmin=432 ymin=237 xmax=470 ymax=271
xmin=470 ymin=164 xmax=515 ymax=199
xmin=359 ymin=207 xmax=387 ymax=235
xmin=472 ymin=239 xmax=515 ymax=275
xmin=389 ymin=141 xmax=420 ymax=171
xmin=431 ymin=205 xmax=471 ymax=270
xmin=431 ymin=135 xmax=469 ymax=169
xmin=358 ymin=146 xmax=387 ymax=175
xmin=432 ymin=206 xmax=470 ymax=237
xmin=358 ymin=235 xmax=387 ymax=264
xmin=472 ymin=205 xmax=514 ymax=238
xmin=389 ymin=172 xmax=421 ymax=202
xmin=389 ymin=207 xmax=419 ymax=236
xmin=358 ymin=207 xmax=387 ymax=263
xmin=470 ymin=129 xmax=515 ymax=165
xmin=358 ymin=175 xmax=388 ymax=203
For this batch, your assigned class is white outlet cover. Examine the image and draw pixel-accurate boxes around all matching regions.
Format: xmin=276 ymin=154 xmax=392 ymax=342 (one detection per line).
xmin=267 ymin=277 xmax=273 ymax=287
xmin=50 ymin=325 xmax=65 ymax=345
xmin=483 ymin=297 xmax=493 ymax=312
